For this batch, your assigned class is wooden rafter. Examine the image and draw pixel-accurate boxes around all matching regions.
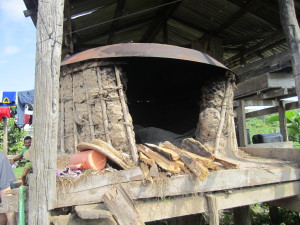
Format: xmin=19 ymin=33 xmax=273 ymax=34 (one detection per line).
xmin=78 ymin=17 xmax=153 ymax=45
xmin=108 ymin=0 xmax=126 ymax=44
xmin=223 ymin=31 xmax=279 ymax=46
xmin=225 ymin=31 xmax=285 ymax=66
xmin=64 ymin=0 xmax=74 ymax=54
xmin=211 ymin=0 xmax=259 ymax=35
xmin=140 ymin=0 xmax=181 ymax=43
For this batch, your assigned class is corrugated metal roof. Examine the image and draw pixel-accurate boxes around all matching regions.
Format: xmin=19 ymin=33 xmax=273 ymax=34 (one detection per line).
xmin=24 ymin=0 xmax=298 ymax=71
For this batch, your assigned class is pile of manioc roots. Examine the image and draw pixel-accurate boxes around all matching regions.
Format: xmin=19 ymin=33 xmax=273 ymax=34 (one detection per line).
xmin=137 ymin=138 xmax=239 ymax=181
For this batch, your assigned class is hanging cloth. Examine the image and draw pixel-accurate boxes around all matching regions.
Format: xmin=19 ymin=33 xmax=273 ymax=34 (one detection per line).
xmin=0 ymin=92 xmax=17 ymax=107
xmin=17 ymin=90 xmax=34 ymax=126
xmin=0 ymin=107 xmax=11 ymax=121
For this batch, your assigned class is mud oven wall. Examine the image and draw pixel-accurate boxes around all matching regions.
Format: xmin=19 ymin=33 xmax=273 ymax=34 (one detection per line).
xmin=59 ymin=59 xmax=238 ymax=158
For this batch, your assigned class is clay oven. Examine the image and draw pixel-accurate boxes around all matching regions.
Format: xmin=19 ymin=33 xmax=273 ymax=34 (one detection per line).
xmin=59 ymin=43 xmax=238 ymax=161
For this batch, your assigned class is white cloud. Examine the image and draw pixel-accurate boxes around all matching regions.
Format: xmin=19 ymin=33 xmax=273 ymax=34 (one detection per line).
xmin=0 ymin=60 xmax=9 ymax=65
xmin=3 ymin=46 xmax=21 ymax=55
xmin=0 ymin=0 xmax=27 ymax=22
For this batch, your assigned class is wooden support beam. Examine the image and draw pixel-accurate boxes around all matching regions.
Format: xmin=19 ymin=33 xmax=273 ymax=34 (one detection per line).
xmin=108 ymin=0 xmax=126 ymax=44
xmin=225 ymin=31 xmax=284 ymax=66
xmin=269 ymin=195 xmax=300 ymax=212
xmin=140 ymin=0 xmax=181 ymax=42
xmin=64 ymin=0 xmax=74 ymax=54
xmin=232 ymin=49 xmax=290 ymax=80
xmin=234 ymin=73 xmax=295 ymax=99
xmin=28 ymin=0 xmax=65 ymax=224
xmin=279 ymin=0 xmax=300 ymax=103
xmin=135 ymin=181 xmax=300 ymax=222
xmin=212 ymin=0 xmax=258 ymax=35
xmin=206 ymin=195 xmax=219 ymax=225
xmin=278 ymin=101 xmax=288 ymax=141
xmin=240 ymin=147 xmax=300 ymax=162
xmin=3 ymin=117 xmax=8 ymax=155
xmin=245 ymin=107 xmax=277 ymax=118
xmin=237 ymin=100 xmax=247 ymax=147
xmin=233 ymin=206 xmax=251 ymax=225
xmin=102 ymin=186 xmax=145 ymax=225
xmin=56 ymin=167 xmax=300 ymax=207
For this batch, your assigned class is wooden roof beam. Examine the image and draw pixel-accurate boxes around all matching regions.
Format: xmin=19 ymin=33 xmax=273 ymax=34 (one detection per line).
xmin=140 ymin=0 xmax=181 ymax=43
xmin=78 ymin=17 xmax=153 ymax=44
xmin=223 ymin=31 xmax=279 ymax=46
xmin=108 ymin=0 xmax=126 ymax=44
xmin=211 ymin=0 xmax=259 ymax=35
xmin=64 ymin=0 xmax=74 ymax=54
xmin=225 ymin=31 xmax=285 ymax=66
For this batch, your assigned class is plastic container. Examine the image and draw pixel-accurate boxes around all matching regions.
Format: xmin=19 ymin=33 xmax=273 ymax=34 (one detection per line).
xmin=252 ymin=133 xmax=283 ymax=144
xmin=70 ymin=150 xmax=107 ymax=172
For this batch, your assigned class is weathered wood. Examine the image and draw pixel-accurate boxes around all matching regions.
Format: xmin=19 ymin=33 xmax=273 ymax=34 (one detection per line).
xmin=139 ymin=152 xmax=155 ymax=166
xmin=206 ymin=195 xmax=219 ymax=225
xmin=149 ymin=163 xmax=159 ymax=177
xmin=75 ymin=204 xmax=112 ymax=219
xmin=269 ymin=195 xmax=300 ymax=212
xmin=214 ymin=157 xmax=239 ymax=169
xmin=140 ymin=162 xmax=153 ymax=183
xmin=59 ymin=87 xmax=65 ymax=153
xmin=77 ymin=140 xmax=130 ymax=169
xmin=215 ymin=78 xmax=231 ymax=154
xmin=137 ymin=144 xmax=181 ymax=173
xmin=72 ymin=74 xmax=79 ymax=150
xmin=83 ymin=73 xmax=96 ymax=139
xmin=237 ymin=100 xmax=247 ymax=147
xmin=136 ymin=181 xmax=300 ymax=222
xmin=181 ymin=138 xmax=213 ymax=158
xmin=96 ymin=67 xmax=112 ymax=145
xmin=247 ymin=141 xmax=294 ymax=148
xmin=114 ymin=66 xmax=138 ymax=165
xmin=146 ymin=143 xmax=180 ymax=160
xmin=245 ymin=106 xmax=278 ymax=118
xmin=29 ymin=0 xmax=65 ymax=224
xmin=233 ymin=51 xmax=291 ymax=83
xmin=3 ymin=117 xmax=8 ymax=155
xmin=233 ymin=206 xmax=251 ymax=225
xmin=50 ymin=213 xmax=118 ymax=225
xmin=56 ymin=167 xmax=300 ymax=207
xmin=279 ymin=0 xmax=300 ymax=102
xmin=102 ymin=186 xmax=145 ymax=225
xmin=180 ymin=154 xmax=208 ymax=180
xmin=278 ymin=101 xmax=288 ymax=141
xmin=58 ymin=167 xmax=144 ymax=194
xmin=161 ymin=141 xmax=218 ymax=170
xmin=234 ymin=73 xmax=295 ymax=99
xmin=240 ymin=147 xmax=300 ymax=162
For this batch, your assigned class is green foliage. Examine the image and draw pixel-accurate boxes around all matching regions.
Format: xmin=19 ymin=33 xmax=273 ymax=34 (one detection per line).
xmin=246 ymin=114 xmax=278 ymax=144
xmin=0 ymin=118 xmax=27 ymax=155
xmin=246 ymin=109 xmax=300 ymax=146
xmin=266 ymin=109 xmax=300 ymax=143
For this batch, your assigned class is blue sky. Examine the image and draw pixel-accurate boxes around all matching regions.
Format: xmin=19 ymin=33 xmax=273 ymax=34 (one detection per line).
xmin=0 ymin=0 xmax=36 ymax=92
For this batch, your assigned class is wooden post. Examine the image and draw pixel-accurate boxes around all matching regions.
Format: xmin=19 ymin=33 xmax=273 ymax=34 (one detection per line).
xmin=237 ymin=100 xmax=247 ymax=147
xmin=278 ymin=100 xmax=288 ymax=141
xmin=114 ymin=66 xmax=139 ymax=165
xmin=28 ymin=0 xmax=65 ymax=224
xmin=102 ymin=186 xmax=145 ymax=225
xmin=206 ymin=195 xmax=219 ymax=225
xmin=3 ymin=117 xmax=8 ymax=155
xmin=279 ymin=0 xmax=300 ymax=103
xmin=233 ymin=206 xmax=251 ymax=225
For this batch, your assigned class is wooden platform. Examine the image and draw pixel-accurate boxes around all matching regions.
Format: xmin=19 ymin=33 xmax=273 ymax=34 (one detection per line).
xmin=2 ymin=148 xmax=300 ymax=223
